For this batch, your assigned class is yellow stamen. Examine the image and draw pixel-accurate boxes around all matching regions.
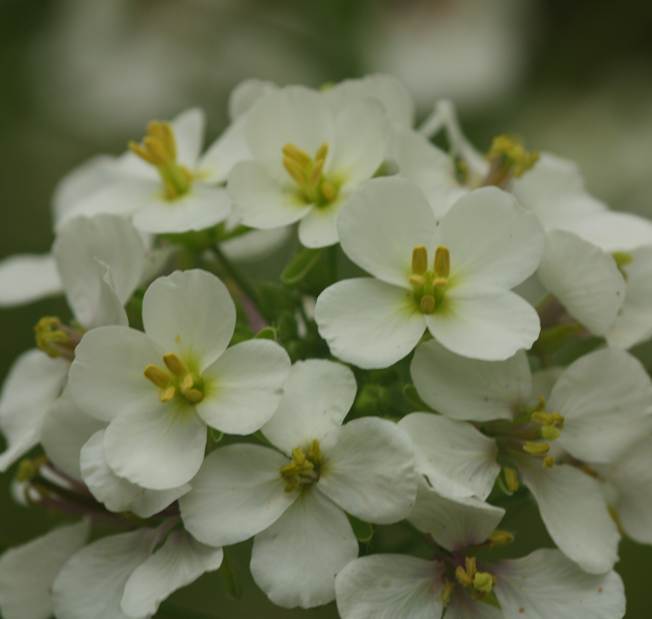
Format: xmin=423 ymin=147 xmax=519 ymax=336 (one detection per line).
xmin=503 ymin=467 xmax=520 ymax=493
xmin=160 ymin=385 xmax=177 ymax=402
xmin=541 ymin=425 xmax=561 ymax=441
xmin=455 ymin=565 xmax=473 ymax=588
xmin=473 ymin=572 xmax=494 ymax=594
xmin=144 ymin=364 xmax=171 ymax=388
xmin=280 ymin=440 xmax=322 ymax=492
xmin=441 ymin=580 xmax=455 ymax=606
xmin=486 ymin=134 xmax=539 ymax=179
xmin=523 ymin=441 xmax=550 ymax=456
xmin=163 ymin=353 xmax=188 ymax=377
xmin=281 ymin=142 xmax=338 ymax=206
xmin=411 ymin=245 xmax=428 ymax=275
xmin=488 ymin=530 xmax=514 ymax=547
xmin=434 ymin=246 xmax=450 ymax=279
xmin=183 ymin=388 xmax=204 ymax=404
xmin=543 ymin=455 xmax=556 ymax=469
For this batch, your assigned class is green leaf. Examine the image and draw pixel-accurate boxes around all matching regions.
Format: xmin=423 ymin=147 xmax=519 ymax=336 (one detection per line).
xmin=281 ymin=248 xmax=322 ymax=285
xmin=349 ymin=515 xmax=374 ymax=543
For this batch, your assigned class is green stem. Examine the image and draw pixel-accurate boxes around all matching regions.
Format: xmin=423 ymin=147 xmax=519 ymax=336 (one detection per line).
xmin=210 ymin=244 xmax=269 ymax=321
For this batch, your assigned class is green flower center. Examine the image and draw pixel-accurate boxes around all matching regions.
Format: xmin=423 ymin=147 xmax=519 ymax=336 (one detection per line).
xmin=282 ymin=143 xmax=340 ymax=208
xmin=279 ymin=439 xmax=323 ymax=492
xmin=144 ymin=352 xmax=205 ymax=405
xmin=409 ymin=245 xmax=451 ymax=314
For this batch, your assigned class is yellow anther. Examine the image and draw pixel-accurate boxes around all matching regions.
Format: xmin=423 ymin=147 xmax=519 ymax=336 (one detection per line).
xmin=419 ymin=295 xmax=436 ymax=314
xmin=487 ymin=134 xmax=539 ymax=178
xmin=612 ymin=251 xmax=632 ymax=271
xmin=283 ymin=157 xmax=307 ymax=185
xmin=411 ymin=245 xmax=428 ymax=275
xmin=488 ymin=530 xmax=514 ymax=547
xmin=523 ymin=441 xmax=550 ymax=456
xmin=160 ymin=385 xmax=177 ymax=402
xmin=543 ymin=455 xmax=556 ymax=469
xmin=34 ymin=316 xmax=81 ymax=360
xmin=434 ymin=246 xmax=450 ymax=279
xmin=280 ymin=441 xmax=322 ymax=492
xmin=183 ymin=388 xmax=204 ymax=404
xmin=465 ymin=557 xmax=477 ymax=578
xmin=550 ymin=413 xmax=565 ymax=428
xmin=473 ymin=572 xmax=494 ymax=594
xmin=281 ymin=143 xmax=338 ymax=206
xmin=144 ymin=364 xmax=171 ymax=389
xmin=441 ymin=580 xmax=455 ymax=606
xmin=455 ymin=566 xmax=473 ymax=588
xmin=314 ymin=143 xmax=329 ymax=163
xmin=180 ymin=373 xmax=195 ymax=392
xmin=282 ymin=144 xmax=311 ymax=166
xmin=503 ymin=467 xmax=520 ymax=493
xmin=541 ymin=425 xmax=561 ymax=441
xmin=16 ymin=456 xmax=46 ymax=483
xmin=163 ymin=353 xmax=188 ymax=377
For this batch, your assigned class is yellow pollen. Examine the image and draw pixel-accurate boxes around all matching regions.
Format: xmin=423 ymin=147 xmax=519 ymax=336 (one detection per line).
xmin=543 ymin=455 xmax=556 ymax=469
xmin=163 ymin=352 xmax=188 ymax=377
xmin=455 ymin=566 xmax=473 ymax=588
xmin=143 ymin=353 xmax=205 ymax=405
xmin=160 ymin=385 xmax=177 ymax=402
xmin=281 ymin=142 xmax=339 ymax=207
xmin=144 ymin=364 xmax=171 ymax=389
xmin=434 ymin=246 xmax=450 ymax=279
xmin=541 ymin=425 xmax=561 ymax=441
xmin=473 ymin=572 xmax=495 ymax=594
xmin=34 ymin=316 xmax=82 ymax=360
xmin=503 ymin=466 xmax=520 ymax=493
xmin=487 ymin=134 xmax=539 ymax=179
xmin=523 ymin=441 xmax=550 ymax=456
xmin=280 ymin=440 xmax=322 ymax=492
xmin=129 ymin=120 xmax=193 ymax=200
xmin=488 ymin=530 xmax=514 ymax=547
xmin=411 ymin=245 xmax=428 ymax=275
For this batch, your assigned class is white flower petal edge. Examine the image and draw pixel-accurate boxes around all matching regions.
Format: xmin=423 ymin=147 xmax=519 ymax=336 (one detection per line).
xmin=411 ymin=339 xmax=531 ymax=422
xmin=0 ymin=349 xmax=68 ymax=472
xmin=121 ymin=530 xmax=223 ymax=619
xmin=198 ymin=339 xmax=290 ymax=435
xmin=142 ymin=269 xmax=236 ymax=371
xmin=250 ymin=489 xmax=358 ymax=609
xmin=550 ymin=347 xmax=652 ymax=464
xmin=335 ymin=554 xmax=444 ymax=619
xmin=0 ymin=520 xmax=89 ymax=619
xmin=0 ymin=254 xmax=62 ymax=308
xmin=408 ymin=479 xmax=505 ymax=552
xmin=262 ymin=359 xmax=357 ymax=454
xmin=399 ymin=413 xmax=500 ymax=500
xmin=519 ymin=460 xmax=620 ymax=574
xmin=537 ymin=230 xmax=625 ymax=336
xmin=81 ymin=430 xmax=189 ymax=518
xmin=494 ymin=548 xmax=625 ymax=619
xmin=179 ymin=444 xmax=296 ymax=548
xmin=317 ymin=417 xmax=418 ymax=524
xmin=315 ymin=278 xmax=426 ymax=369
xmin=52 ymin=528 xmax=159 ymax=619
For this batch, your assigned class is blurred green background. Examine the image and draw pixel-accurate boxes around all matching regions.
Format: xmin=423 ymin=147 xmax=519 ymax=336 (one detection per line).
xmin=2 ymin=0 xmax=652 ymax=617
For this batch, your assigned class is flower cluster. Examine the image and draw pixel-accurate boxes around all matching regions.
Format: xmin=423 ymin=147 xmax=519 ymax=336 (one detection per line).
xmin=2 ymin=74 xmax=651 ymax=619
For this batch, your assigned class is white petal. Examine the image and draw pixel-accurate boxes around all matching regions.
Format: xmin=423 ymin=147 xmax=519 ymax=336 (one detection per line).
xmin=197 ymin=340 xmax=290 ymax=434
xmin=399 ymin=413 xmax=499 ymax=500
xmin=171 ymin=107 xmax=205 ymax=167
xmin=411 ymin=339 xmax=531 ymax=422
xmin=228 ymin=78 xmax=277 ymax=120
xmin=550 ymin=347 xmax=652 ymax=464
xmin=315 ymin=278 xmax=426 ymax=369
xmin=607 ymin=246 xmax=652 ymax=349
xmin=180 ymin=444 xmax=295 ymax=547
xmin=562 ymin=210 xmax=652 ymax=253
xmin=335 ymin=554 xmax=443 ymax=619
xmin=297 ymin=201 xmax=342 ymax=248
xmin=519 ymin=461 xmax=620 ymax=574
xmin=426 ymin=285 xmax=541 ymax=361
xmin=228 ymin=161 xmax=311 ymax=229
xmin=245 ymin=86 xmax=333 ymax=176
xmin=318 ymin=417 xmax=417 ymax=524
xmin=604 ymin=438 xmax=652 ymax=544
xmin=0 ymin=254 xmax=62 ymax=307
xmin=329 ymin=99 xmax=388 ymax=185
xmin=54 ymin=214 xmax=146 ymax=325
xmin=537 ymin=231 xmax=625 ymax=335
xmin=142 ymin=269 xmax=235 ymax=370
xmin=409 ymin=480 xmax=505 ymax=552
xmin=440 ymin=187 xmax=544 ymax=289
xmin=121 ymin=530 xmax=223 ymax=618
xmin=336 ymin=177 xmax=437 ymax=287
xmin=495 ymin=549 xmax=625 ymax=619
xmin=132 ymin=185 xmax=230 ymax=234
xmin=104 ymin=403 xmax=206 ymax=491
xmin=511 ymin=152 xmax=607 ymax=230
xmin=81 ymin=430 xmax=188 ymax=517
xmin=392 ymin=129 xmax=465 ymax=217
xmin=250 ymin=489 xmax=358 ymax=609
xmin=51 ymin=155 xmax=121 ymax=225
xmin=261 ymin=359 xmax=356 ymax=454
xmin=0 ymin=349 xmax=68 ymax=472
xmin=57 ymin=178 xmax=157 ymax=226
xmin=52 ymin=528 xmax=158 ymax=619
xmin=327 ymin=74 xmax=415 ymax=129
xmin=0 ymin=520 xmax=89 ymax=619
xmin=531 ymin=367 xmax=564 ymax=402
xmin=197 ymin=119 xmax=250 ymax=184
xmin=41 ymin=391 xmax=104 ymax=480
xmin=68 ymin=326 xmax=162 ymax=422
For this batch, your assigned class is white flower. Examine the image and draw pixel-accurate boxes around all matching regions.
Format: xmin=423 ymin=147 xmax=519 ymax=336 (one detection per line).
xmin=228 ymin=86 xmax=389 ymax=248
xmin=52 ymin=524 xmax=222 ymax=619
xmin=335 ymin=487 xmax=625 ymax=619
xmin=315 ymin=177 xmax=544 ymax=368
xmin=404 ymin=340 xmax=652 ymax=573
xmin=180 ymin=359 xmax=418 ymax=609
xmin=58 ymin=109 xmax=232 ymax=235
xmin=0 ymin=520 xmax=89 ymax=619
xmin=0 ymin=215 xmax=148 ymax=472
xmin=68 ymin=269 xmax=290 ymax=489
